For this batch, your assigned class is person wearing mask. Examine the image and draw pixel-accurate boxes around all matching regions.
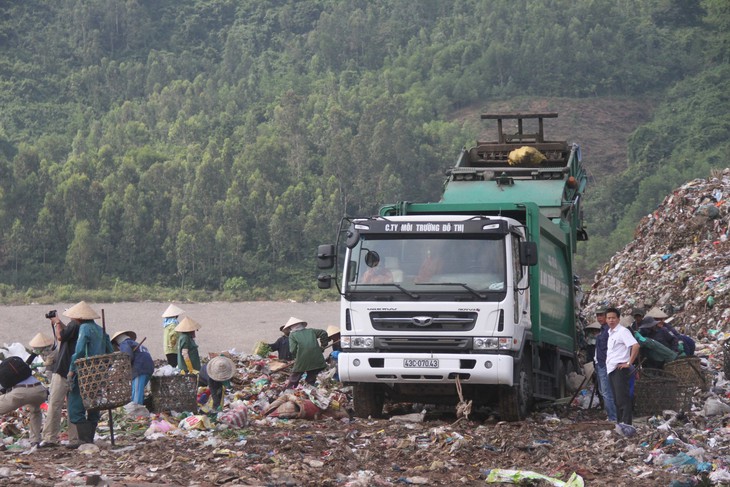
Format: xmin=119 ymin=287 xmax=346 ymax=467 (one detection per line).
xmin=282 ymin=317 xmax=329 ymax=389
xmin=639 ymin=315 xmax=678 ymax=352
xmin=111 ymin=330 xmax=154 ymax=405
xmin=40 ymin=313 xmax=81 ymax=448
xmin=66 ymin=301 xmax=114 ymax=446
xmin=593 ymin=306 xmax=617 ymax=422
xmin=606 ymin=307 xmax=640 ymax=426
xmin=26 ymin=332 xmax=56 ymax=381
xmin=162 ymin=304 xmax=184 ymax=367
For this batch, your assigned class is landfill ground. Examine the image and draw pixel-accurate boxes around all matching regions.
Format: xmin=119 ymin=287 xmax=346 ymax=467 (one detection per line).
xmin=1 ymin=341 xmax=726 ymax=487
xmin=0 ymin=407 xmax=691 ymax=486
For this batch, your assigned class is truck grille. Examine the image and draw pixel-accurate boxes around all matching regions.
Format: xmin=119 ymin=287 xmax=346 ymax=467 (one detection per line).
xmin=370 ymin=311 xmax=477 ymax=332
xmin=375 ymin=336 xmax=472 ymax=352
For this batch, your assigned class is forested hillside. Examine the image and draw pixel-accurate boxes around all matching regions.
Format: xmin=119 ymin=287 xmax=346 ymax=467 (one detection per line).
xmin=0 ymin=0 xmax=728 ymax=299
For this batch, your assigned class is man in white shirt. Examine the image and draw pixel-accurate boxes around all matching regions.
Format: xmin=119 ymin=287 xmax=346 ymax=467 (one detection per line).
xmin=605 ymin=307 xmax=640 ymax=425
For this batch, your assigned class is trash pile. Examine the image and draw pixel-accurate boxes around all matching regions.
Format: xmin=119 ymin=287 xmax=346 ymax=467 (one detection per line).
xmin=586 ymin=168 xmax=730 ymax=335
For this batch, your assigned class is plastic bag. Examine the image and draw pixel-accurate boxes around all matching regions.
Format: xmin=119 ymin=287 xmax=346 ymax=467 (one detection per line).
xmin=485 ymin=468 xmax=584 ymax=486
xmin=219 ymin=407 xmax=248 ymax=428
xmin=179 ymin=414 xmax=213 ymax=430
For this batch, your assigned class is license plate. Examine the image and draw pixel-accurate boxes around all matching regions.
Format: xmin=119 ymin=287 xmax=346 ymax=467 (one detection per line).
xmin=403 ymin=359 xmax=439 ymax=368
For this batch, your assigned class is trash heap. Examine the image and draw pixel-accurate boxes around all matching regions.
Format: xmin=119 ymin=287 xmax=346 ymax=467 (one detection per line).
xmin=586 ymin=168 xmax=730 ymax=336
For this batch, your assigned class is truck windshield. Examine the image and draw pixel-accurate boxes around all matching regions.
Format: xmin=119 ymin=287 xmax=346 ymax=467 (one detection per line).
xmin=347 ymin=236 xmax=507 ymax=301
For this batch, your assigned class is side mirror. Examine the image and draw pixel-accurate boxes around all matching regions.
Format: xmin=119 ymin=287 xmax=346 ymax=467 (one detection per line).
xmin=317 ymin=244 xmax=336 ymax=269
xmin=519 ymin=242 xmax=538 ymax=266
xmin=317 ymin=274 xmax=332 ymax=289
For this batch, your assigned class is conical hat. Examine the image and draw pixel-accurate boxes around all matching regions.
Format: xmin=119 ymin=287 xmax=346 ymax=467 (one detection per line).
xmin=175 ymin=316 xmax=201 ymax=332
xmin=29 ymin=332 xmax=54 ymax=348
xmin=162 ymin=304 xmax=185 ymax=318
xmin=646 ymin=307 xmax=669 ymax=320
xmin=326 ymin=325 xmax=340 ymax=337
xmin=63 ymin=301 xmax=100 ymax=320
xmin=111 ymin=330 xmax=137 ymax=343
xmin=207 ymin=355 xmax=236 ymax=381
xmin=281 ymin=317 xmax=307 ymax=331
xmin=584 ymin=321 xmax=601 ymax=331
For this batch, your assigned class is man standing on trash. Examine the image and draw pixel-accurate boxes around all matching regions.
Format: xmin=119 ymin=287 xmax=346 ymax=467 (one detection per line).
xmin=605 ymin=307 xmax=640 ymax=425
xmin=593 ymin=307 xmax=617 ymax=422
xmin=282 ymin=317 xmax=329 ymax=389
xmin=66 ymin=301 xmax=114 ymax=446
xmin=40 ymin=313 xmax=81 ymax=448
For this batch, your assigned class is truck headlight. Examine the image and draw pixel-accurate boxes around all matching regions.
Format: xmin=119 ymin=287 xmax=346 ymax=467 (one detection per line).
xmin=473 ymin=337 xmax=512 ymax=350
xmin=341 ymin=336 xmax=374 ymax=349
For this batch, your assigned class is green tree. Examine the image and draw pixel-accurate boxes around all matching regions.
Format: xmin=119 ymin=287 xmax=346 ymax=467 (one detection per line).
xmin=66 ymin=220 xmax=100 ymax=287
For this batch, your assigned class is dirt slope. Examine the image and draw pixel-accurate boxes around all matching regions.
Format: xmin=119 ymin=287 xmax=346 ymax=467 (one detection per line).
xmin=452 ymin=96 xmax=655 ymax=180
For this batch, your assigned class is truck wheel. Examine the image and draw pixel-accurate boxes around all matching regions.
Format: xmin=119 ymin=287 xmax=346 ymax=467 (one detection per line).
xmin=352 ymin=383 xmax=384 ymax=418
xmin=499 ymin=354 xmax=533 ymax=421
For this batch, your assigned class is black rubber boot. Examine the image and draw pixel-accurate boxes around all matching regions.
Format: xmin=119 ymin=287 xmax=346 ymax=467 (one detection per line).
xmin=75 ymin=422 xmax=94 ymax=444
xmin=65 ymin=422 xmax=86 ymax=449
xmin=89 ymin=422 xmax=98 ymax=443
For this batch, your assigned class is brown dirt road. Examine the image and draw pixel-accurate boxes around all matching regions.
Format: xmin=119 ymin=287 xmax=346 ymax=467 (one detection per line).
xmin=0 ymin=301 xmax=339 ymax=358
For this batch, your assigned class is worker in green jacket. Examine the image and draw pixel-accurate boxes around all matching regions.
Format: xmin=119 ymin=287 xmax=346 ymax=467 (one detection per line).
xmin=283 ymin=317 xmax=329 ymax=389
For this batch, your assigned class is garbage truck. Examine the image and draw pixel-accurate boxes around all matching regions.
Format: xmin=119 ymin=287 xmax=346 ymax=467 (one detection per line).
xmin=317 ymin=113 xmax=587 ymax=420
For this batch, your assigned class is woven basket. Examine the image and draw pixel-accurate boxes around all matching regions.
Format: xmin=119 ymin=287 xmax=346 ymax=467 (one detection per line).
xmin=634 ymin=368 xmax=678 ymax=416
xmin=74 ymin=352 xmax=132 ymax=411
xmin=665 ymin=357 xmax=707 ymax=389
xmin=150 ymin=374 xmax=198 ymax=413
xmin=673 ymin=384 xmax=698 ymax=412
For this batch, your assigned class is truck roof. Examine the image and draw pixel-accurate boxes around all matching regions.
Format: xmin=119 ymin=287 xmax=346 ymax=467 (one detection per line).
xmin=380 ymin=113 xmax=588 ymax=243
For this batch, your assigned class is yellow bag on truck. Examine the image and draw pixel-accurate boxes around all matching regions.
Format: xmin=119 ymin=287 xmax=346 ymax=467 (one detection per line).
xmin=508 ymin=146 xmax=546 ymax=165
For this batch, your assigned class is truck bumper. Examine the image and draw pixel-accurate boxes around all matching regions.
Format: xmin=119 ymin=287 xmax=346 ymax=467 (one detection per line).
xmin=338 ymin=352 xmax=514 ymax=386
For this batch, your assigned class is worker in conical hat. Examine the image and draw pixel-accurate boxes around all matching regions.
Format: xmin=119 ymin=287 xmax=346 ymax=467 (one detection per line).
xmin=66 ymin=301 xmax=113 ymax=447
xmin=26 ymin=332 xmax=56 ymax=378
xmin=29 ymin=332 xmax=54 ymax=349
xmin=63 ymin=301 xmax=100 ymax=320
xmin=162 ymin=303 xmax=185 ymax=367
xmin=283 ymin=317 xmax=330 ymax=389
xmin=175 ymin=317 xmax=202 ymax=374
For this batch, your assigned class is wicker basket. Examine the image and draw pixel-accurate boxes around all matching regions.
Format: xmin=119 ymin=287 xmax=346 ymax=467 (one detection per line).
xmin=150 ymin=374 xmax=198 ymax=413
xmin=634 ymin=368 xmax=678 ymax=416
xmin=665 ymin=357 xmax=707 ymax=389
xmin=672 ymin=384 xmax=698 ymax=412
xmin=74 ymin=352 xmax=132 ymax=411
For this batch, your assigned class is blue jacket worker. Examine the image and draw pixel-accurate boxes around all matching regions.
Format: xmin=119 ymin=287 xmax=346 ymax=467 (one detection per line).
xmin=111 ymin=330 xmax=154 ymax=405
